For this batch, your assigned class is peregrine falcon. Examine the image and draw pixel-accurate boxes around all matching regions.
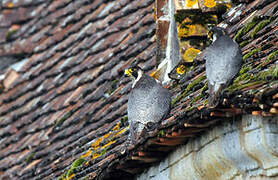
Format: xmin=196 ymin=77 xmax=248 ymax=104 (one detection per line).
xmin=124 ymin=65 xmax=171 ymax=145
xmin=204 ymin=27 xmax=243 ymax=107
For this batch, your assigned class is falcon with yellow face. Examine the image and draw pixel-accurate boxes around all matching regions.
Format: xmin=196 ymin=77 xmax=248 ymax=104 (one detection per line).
xmin=124 ymin=65 xmax=171 ymax=145
xmin=205 ymin=27 xmax=243 ymax=107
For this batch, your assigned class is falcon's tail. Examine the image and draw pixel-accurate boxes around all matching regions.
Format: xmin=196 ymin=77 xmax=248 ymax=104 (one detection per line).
xmin=208 ymin=83 xmax=224 ymax=108
xmin=126 ymin=121 xmax=136 ymax=146
xmin=209 ymin=92 xmax=220 ymax=108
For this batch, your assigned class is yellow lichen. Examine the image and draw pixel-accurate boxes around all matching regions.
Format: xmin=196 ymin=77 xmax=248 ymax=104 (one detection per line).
xmin=113 ymin=123 xmax=120 ymax=131
xmin=103 ymin=132 xmax=112 ymax=139
xmin=183 ymin=48 xmax=201 ymax=62
xmin=154 ymin=5 xmax=157 ymax=21
xmin=59 ymin=120 xmax=131 ymax=180
xmin=150 ymin=69 xmax=163 ymax=80
xmin=178 ymin=25 xmax=197 ymax=38
xmin=187 ymin=0 xmax=198 ymax=8
xmin=226 ymin=3 xmax=232 ymax=9
xmin=150 ymin=71 xmax=157 ymax=77
xmin=81 ymin=149 xmax=92 ymax=158
xmin=68 ymin=120 xmax=130 ymax=176
xmin=7 ymin=3 xmax=14 ymax=8
xmin=204 ymin=0 xmax=216 ymax=8
xmin=189 ymin=25 xmax=196 ymax=35
xmin=67 ymin=174 xmax=75 ymax=180
xmin=177 ymin=65 xmax=186 ymax=75
xmin=92 ymin=137 xmax=103 ymax=149
xmin=92 ymin=153 xmax=101 ymax=160
xmin=115 ymin=127 xmax=128 ymax=136
xmin=101 ymin=140 xmax=116 ymax=150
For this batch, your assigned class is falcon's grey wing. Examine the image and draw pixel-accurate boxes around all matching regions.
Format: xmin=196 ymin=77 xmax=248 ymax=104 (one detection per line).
xmin=205 ymin=36 xmax=242 ymax=107
xmin=127 ymin=75 xmax=171 ymax=142
xmin=127 ymin=120 xmax=136 ymax=145
xmin=148 ymin=82 xmax=172 ymax=123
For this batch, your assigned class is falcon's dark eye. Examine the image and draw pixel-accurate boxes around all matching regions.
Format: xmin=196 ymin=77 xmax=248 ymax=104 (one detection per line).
xmin=132 ymin=70 xmax=138 ymax=79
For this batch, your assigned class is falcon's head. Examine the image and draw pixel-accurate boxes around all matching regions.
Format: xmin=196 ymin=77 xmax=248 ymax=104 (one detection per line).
xmin=208 ymin=27 xmax=227 ymax=42
xmin=124 ymin=65 xmax=144 ymax=88
xmin=124 ymin=65 xmax=143 ymax=79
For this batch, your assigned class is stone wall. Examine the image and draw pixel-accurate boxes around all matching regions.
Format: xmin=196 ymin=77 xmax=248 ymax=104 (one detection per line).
xmin=136 ymin=115 xmax=278 ymax=180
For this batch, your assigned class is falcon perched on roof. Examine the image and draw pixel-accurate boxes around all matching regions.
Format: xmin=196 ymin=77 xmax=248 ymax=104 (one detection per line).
xmin=124 ymin=65 xmax=171 ymax=145
xmin=204 ymin=27 xmax=243 ymax=107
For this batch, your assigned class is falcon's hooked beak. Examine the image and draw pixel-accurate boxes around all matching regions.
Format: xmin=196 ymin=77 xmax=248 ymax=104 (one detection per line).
xmin=124 ymin=68 xmax=138 ymax=79
xmin=208 ymin=30 xmax=213 ymax=40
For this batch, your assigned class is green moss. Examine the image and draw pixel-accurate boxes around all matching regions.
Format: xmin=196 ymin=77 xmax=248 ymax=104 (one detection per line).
xmin=200 ymin=82 xmax=208 ymax=95
xmin=191 ymin=82 xmax=208 ymax=106
xmin=229 ymin=81 xmax=265 ymax=91
xmin=234 ymin=16 xmax=260 ymax=42
xmin=255 ymin=63 xmax=263 ymax=71
xmin=243 ymin=48 xmax=261 ymax=61
xmin=257 ymin=65 xmax=278 ymax=80
xmin=72 ymin=158 xmax=86 ymax=168
xmin=250 ymin=18 xmax=272 ymax=38
xmin=121 ymin=115 xmax=128 ymax=122
xmin=112 ymin=79 xmax=119 ymax=84
xmin=227 ymin=65 xmax=278 ymax=92
xmin=171 ymin=94 xmax=183 ymax=107
xmin=191 ymin=94 xmax=202 ymax=105
xmin=237 ymin=72 xmax=249 ymax=83
xmin=239 ymin=65 xmax=252 ymax=75
xmin=185 ymin=75 xmax=206 ymax=93
xmin=171 ymin=75 xmax=206 ymax=106
xmin=57 ymin=158 xmax=86 ymax=179
xmin=203 ymin=99 xmax=209 ymax=105
xmin=234 ymin=64 xmax=252 ymax=84
xmin=66 ymin=158 xmax=86 ymax=177
xmin=25 ymin=152 xmax=35 ymax=163
xmin=120 ymin=116 xmax=128 ymax=127
xmin=158 ymin=130 xmax=165 ymax=137
xmin=66 ymin=169 xmax=75 ymax=178
xmin=267 ymin=50 xmax=278 ymax=61
xmin=239 ymin=40 xmax=249 ymax=48
xmin=6 ymin=29 xmax=18 ymax=41
xmin=99 ymin=148 xmax=108 ymax=156
xmin=54 ymin=111 xmax=72 ymax=127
